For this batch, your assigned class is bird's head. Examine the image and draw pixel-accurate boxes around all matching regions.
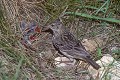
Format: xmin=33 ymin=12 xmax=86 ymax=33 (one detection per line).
xmin=42 ymin=19 xmax=64 ymax=35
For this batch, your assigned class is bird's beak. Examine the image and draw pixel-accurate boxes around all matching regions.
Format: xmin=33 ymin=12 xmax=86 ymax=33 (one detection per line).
xmin=41 ymin=26 xmax=50 ymax=31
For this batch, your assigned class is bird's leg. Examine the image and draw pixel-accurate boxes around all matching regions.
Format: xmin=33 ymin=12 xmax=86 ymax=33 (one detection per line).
xmin=68 ymin=58 xmax=74 ymax=62
xmin=75 ymin=60 xmax=80 ymax=75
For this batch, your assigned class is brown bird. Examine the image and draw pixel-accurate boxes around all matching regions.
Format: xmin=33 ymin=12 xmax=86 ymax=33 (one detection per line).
xmin=42 ymin=19 xmax=100 ymax=70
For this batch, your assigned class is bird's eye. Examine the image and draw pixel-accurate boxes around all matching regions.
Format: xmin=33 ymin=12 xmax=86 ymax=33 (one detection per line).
xmin=51 ymin=24 xmax=55 ymax=26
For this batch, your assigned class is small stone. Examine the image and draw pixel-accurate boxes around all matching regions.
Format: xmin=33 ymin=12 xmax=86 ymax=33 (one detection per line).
xmin=55 ymin=57 xmax=76 ymax=67
xmin=88 ymin=54 xmax=120 ymax=80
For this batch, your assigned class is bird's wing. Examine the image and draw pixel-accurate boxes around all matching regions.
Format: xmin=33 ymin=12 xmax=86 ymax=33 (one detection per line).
xmin=52 ymin=31 xmax=89 ymax=58
xmin=59 ymin=44 xmax=90 ymax=59
xmin=61 ymin=31 xmax=78 ymax=44
xmin=61 ymin=31 xmax=86 ymax=49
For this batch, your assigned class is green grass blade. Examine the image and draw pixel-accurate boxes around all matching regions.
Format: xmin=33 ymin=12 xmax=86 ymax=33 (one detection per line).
xmin=65 ymin=12 xmax=120 ymax=24
xmin=1 ymin=73 xmax=9 ymax=80
xmin=78 ymin=6 xmax=105 ymax=13
xmin=13 ymin=56 xmax=24 ymax=80
xmin=97 ymin=48 xmax=102 ymax=59
xmin=95 ymin=0 xmax=108 ymax=15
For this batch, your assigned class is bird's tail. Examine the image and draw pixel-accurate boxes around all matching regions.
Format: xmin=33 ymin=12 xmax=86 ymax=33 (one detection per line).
xmin=85 ymin=57 xmax=100 ymax=70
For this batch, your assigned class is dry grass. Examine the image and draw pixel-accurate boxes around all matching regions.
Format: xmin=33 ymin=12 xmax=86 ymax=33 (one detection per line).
xmin=0 ymin=0 xmax=120 ymax=80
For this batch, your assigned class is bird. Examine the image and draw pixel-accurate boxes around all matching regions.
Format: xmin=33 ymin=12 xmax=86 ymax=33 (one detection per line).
xmin=42 ymin=19 xmax=100 ymax=70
